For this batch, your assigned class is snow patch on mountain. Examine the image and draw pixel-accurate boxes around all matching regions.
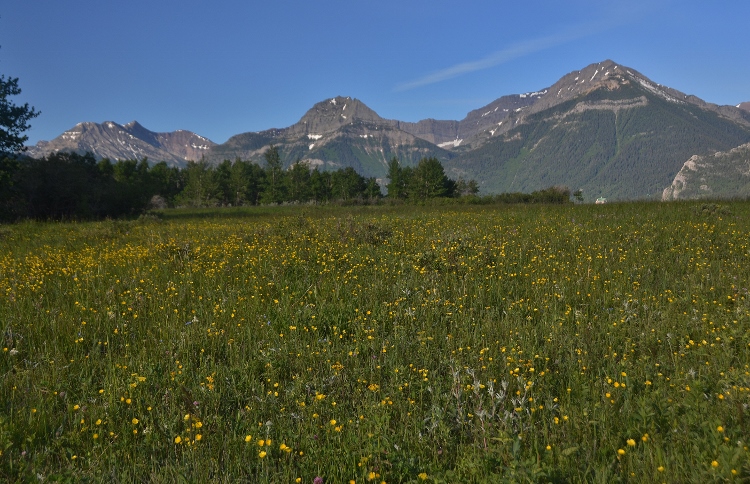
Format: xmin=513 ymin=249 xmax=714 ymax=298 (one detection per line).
xmin=438 ymin=138 xmax=463 ymax=148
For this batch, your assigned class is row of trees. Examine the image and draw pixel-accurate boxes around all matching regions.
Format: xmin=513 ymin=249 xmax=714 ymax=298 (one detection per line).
xmin=0 ymin=147 xmax=382 ymax=220
xmin=179 ymin=147 xmax=382 ymax=208
xmin=386 ymin=157 xmax=478 ymax=200
xmin=1 ymin=146 xmax=484 ymax=220
xmin=0 ymin=144 xmax=583 ymax=221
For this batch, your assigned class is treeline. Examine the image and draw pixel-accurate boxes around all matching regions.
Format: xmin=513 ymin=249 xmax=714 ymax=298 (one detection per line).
xmin=0 ymin=147 xmax=380 ymax=220
xmin=0 ymin=147 xmax=570 ymax=221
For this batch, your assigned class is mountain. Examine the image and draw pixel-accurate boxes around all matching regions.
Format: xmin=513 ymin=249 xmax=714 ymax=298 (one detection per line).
xmin=27 ymin=60 xmax=750 ymax=199
xmin=205 ymin=60 xmax=750 ymax=198
xmin=443 ymin=60 xmax=750 ymax=199
xmin=206 ymin=96 xmax=453 ymax=179
xmin=738 ymin=102 xmax=750 ymax=112
xmin=27 ymin=121 xmax=215 ymax=167
xmin=395 ymin=92 xmax=543 ymax=148
xmin=662 ymin=143 xmax=750 ymax=200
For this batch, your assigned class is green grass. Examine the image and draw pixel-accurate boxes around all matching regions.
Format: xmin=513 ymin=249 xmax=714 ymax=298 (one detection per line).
xmin=1 ymin=201 xmax=749 ymax=482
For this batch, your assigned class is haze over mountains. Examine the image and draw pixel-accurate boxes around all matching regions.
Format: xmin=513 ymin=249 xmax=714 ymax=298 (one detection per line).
xmin=28 ymin=60 xmax=750 ymax=201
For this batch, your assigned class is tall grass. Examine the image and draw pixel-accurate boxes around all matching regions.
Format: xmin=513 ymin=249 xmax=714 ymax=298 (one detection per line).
xmin=1 ymin=201 xmax=748 ymax=482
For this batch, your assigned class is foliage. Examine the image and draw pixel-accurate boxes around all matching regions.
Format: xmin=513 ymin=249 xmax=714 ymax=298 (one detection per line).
xmin=409 ymin=157 xmax=456 ymax=199
xmin=261 ymin=145 xmax=287 ymax=204
xmin=386 ymin=157 xmax=466 ymax=200
xmin=0 ymin=74 xmax=39 ymax=156
xmin=1 ymin=147 xmax=552 ymax=221
xmin=449 ymin=83 xmax=750 ymax=199
xmin=1 ymin=201 xmax=749 ymax=481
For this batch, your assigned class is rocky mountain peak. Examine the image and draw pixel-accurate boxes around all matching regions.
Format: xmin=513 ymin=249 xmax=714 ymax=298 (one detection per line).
xmin=291 ymin=96 xmax=387 ymax=137
xmin=26 ymin=120 xmax=215 ymax=167
xmin=738 ymin=102 xmax=750 ymax=112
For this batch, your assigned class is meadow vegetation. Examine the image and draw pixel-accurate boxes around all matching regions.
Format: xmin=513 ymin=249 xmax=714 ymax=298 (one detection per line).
xmin=1 ymin=201 xmax=749 ymax=482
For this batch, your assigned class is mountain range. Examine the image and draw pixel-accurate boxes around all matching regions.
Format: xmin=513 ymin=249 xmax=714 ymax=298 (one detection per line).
xmin=27 ymin=60 xmax=750 ymax=200
xmin=27 ymin=121 xmax=215 ymax=167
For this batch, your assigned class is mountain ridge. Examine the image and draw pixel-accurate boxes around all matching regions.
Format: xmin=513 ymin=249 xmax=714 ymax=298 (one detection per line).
xmin=27 ymin=120 xmax=215 ymax=167
xmin=26 ymin=59 xmax=750 ymax=199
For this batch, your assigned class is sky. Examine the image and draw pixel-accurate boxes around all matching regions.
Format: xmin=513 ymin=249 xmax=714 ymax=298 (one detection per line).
xmin=3 ymin=0 xmax=749 ymax=145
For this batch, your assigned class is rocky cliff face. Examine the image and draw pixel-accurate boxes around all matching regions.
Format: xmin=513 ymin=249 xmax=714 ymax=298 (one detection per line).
xmin=289 ymin=96 xmax=391 ymax=136
xmin=27 ymin=121 xmax=215 ymax=167
xmin=662 ymin=143 xmax=750 ymax=200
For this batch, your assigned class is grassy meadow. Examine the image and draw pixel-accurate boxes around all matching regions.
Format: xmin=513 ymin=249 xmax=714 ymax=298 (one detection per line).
xmin=1 ymin=201 xmax=749 ymax=482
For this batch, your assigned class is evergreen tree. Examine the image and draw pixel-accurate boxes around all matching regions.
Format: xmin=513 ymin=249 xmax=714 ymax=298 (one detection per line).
xmin=215 ymin=159 xmax=233 ymax=204
xmin=309 ymin=168 xmax=332 ymax=203
xmin=332 ymin=167 xmax=366 ymax=201
xmin=149 ymin=161 xmax=183 ymax=205
xmin=14 ymin=152 xmax=114 ymax=219
xmin=224 ymin=158 xmax=247 ymax=205
xmin=409 ymin=157 xmax=454 ymax=199
xmin=260 ymin=145 xmax=287 ymax=204
xmin=364 ymin=177 xmax=382 ymax=201
xmin=286 ymin=159 xmax=312 ymax=202
xmin=0 ymin=73 xmax=40 ymax=156
xmin=110 ymin=158 xmax=152 ymax=213
xmin=1 ymin=68 xmax=40 ymax=209
xmin=246 ymin=161 xmax=266 ymax=205
xmin=177 ymin=159 xmax=219 ymax=207
xmin=386 ymin=157 xmax=409 ymax=199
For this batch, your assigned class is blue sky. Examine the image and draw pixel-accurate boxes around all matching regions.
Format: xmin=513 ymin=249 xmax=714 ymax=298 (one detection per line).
xmin=3 ymin=0 xmax=749 ymax=145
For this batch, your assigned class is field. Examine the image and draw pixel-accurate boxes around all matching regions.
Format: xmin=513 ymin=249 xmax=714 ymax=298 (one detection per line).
xmin=1 ymin=201 xmax=749 ymax=482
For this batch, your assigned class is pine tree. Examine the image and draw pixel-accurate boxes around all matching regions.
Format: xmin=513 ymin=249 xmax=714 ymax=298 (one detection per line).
xmin=1 ymin=74 xmax=39 ymax=156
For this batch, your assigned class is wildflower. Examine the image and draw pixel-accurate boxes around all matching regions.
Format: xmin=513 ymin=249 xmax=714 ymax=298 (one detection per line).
xmin=626 ymin=439 xmax=636 ymax=447
xmin=418 ymin=472 xmax=428 ymax=480
xmin=313 ymin=478 xmax=324 ymax=484
xmin=245 ymin=435 xmax=253 ymax=442
xmin=657 ymin=466 xmax=664 ymax=472
xmin=711 ymin=460 xmax=719 ymax=468
xmin=717 ymin=426 xmax=724 ymax=433
xmin=174 ymin=436 xmax=182 ymax=444
xmin=617 ymin=449 xmax=626 ymax=456
xmin=259 ymin=450 xmax=267 ymax=458
xmin=368 ymin=471 xmax=377 ymax=481
xmin=131 ymin=418 xmax=139 ymax=425
xmin=195 ymin=434 xmax=202 ymax=441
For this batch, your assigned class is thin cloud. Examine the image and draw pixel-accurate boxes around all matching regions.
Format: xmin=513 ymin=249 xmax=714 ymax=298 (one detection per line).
xmin=394 ymin=28 xmax=592 ymax=92
xmin=391 ymin=0 xmax=664 ymax=94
